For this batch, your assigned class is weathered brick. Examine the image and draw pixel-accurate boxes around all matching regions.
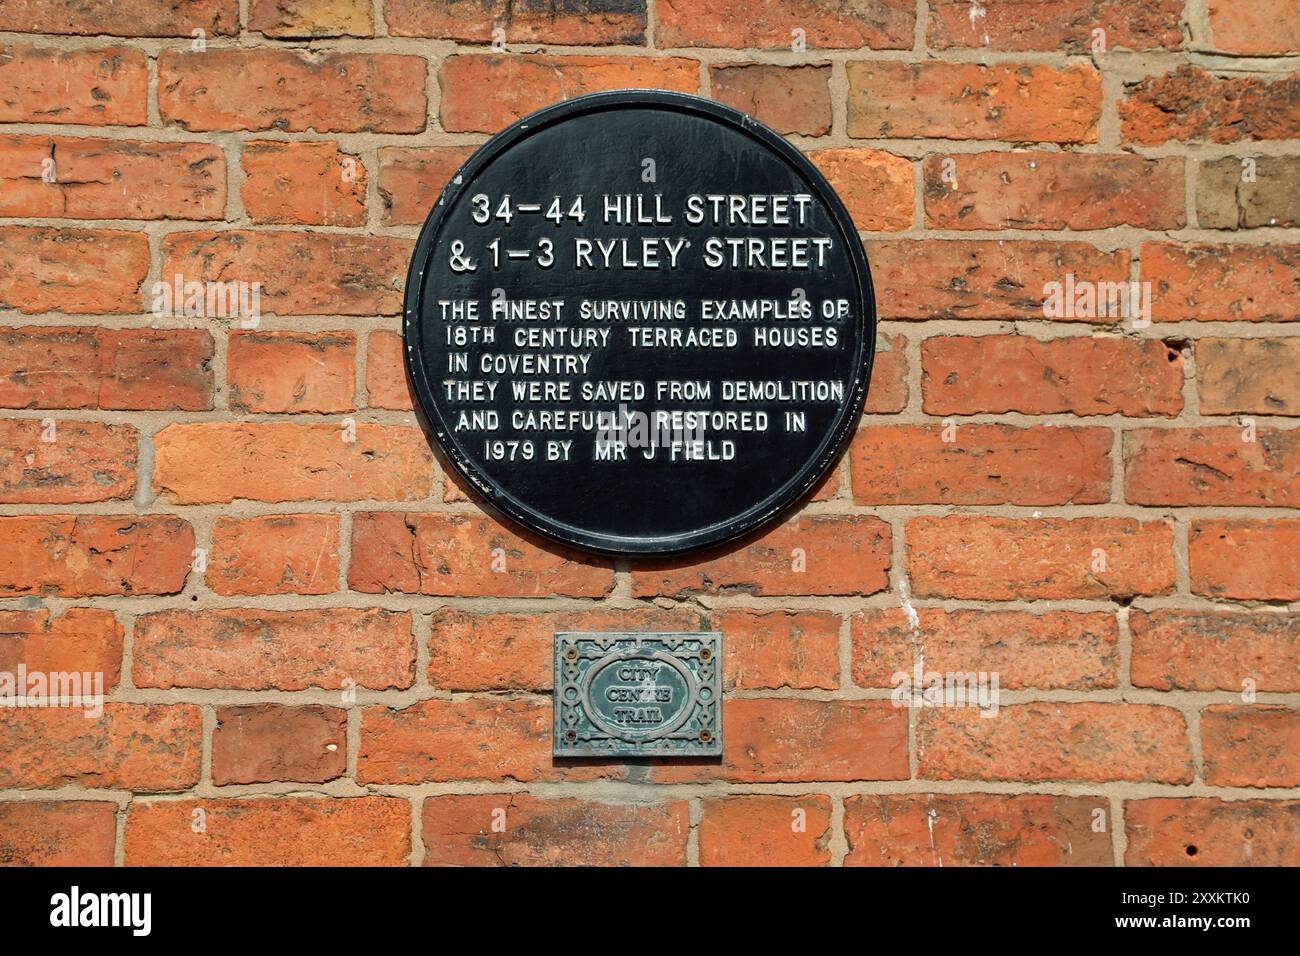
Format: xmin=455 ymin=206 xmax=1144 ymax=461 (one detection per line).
xmin=847 ymin=62 xmax=1102 ymax=142
xmin=0 ymin=420 xmax=136 ymax=503
xmin=1142 ymin=243 xmax=1299 ymax=322
xmin=0 ymin=46 xmax=146 ymax=125
xmin=0 ymin=227 xmax=148 ymax=314
xmin=808 ymin=149 xmax=913 ymax=231
xmin=699 ymin=795 xmax=832 ymax=867
xmin=125 ymin=797 xmax=409 ymax=866
xmin=0 ymin=0 xmax=237 ymax=36
xmin=160 ymin=231 xmax=409 ymax=316
xmin=0 ymin=608 xmax=123 ymax=690
xmin=928 ymin=0 xmax=1182 ymax=51
xmin=1126 ymin=798 xmax=1300 ymax=866
xmin=1197 ymin=339 xmax=1300 ymax=414
xmin=1122 ymin=66 xmax=1300 ymax=145
xmin=631 ymin=515 xmax=890 ymax=598
xmin=1209 ymin=0 xmax=1300 ymax=55
xmin=0 ymin=802 xmax=117 ymax=867
xmin=1126 ymin=427 xmax=1300 ymax=506
xmin=908 ymin=516 xmax=1176 ymax=600
xmin=0 ymin=328 xmax=213 ymax=410
xmin=365 ymin=330 xmax=414 ymax=410
xmin=241 ymin=140 xmax=366 ymax=226
xmin=712 ymin=609 xmax=840 ymax=690
xmin=710 ymin=64 xmax=831 ymax=136
xmin=922 ymin=336 xmax=1184 ymax=417
xmin=227 ymin=331 xmax=356 ymax=414
xmin=919 ymin=703 xmax=1193 ymax=783
xmin=423 ymin=795 xmax=688 ymax=866
xmin=1198 ymin=155 xmax=1300 ymax=229
xmin=850 ymin=424 xmax=1112 ymax=505
xmin=865 ymin=334 xmax=908 ymax=412
xmin=923 ymin=153 xmax=1184 ymax=230
xmin=133 ymin=608 xmax=414 ymax=690
xmin=159 ymin=49 xmax=425 ymax=133
xmin=871 ymin=240 xmax=1129 ymax=320
xmin=208 ymin=514 xmax=340 ymax=596
xmin=153 ymin=423 xmax=431 ymax=503
xmin=0 ymin=515 xmax=193 ymax=597
xmin=1190 ymin=520 xmax=1300 ymax=601
xmin=439 ymin=55 xmax=698 ymax=133
xmin=212 ymin=705 xmax=347 ymax=785
xmin=1131 ymin=610 xmax=1299 ymax=692
xmin=845 ymin=794 xmax=1112 ymax=866
xmin=249 ymin=0 xmax=373 ymax=37
xmin=378 ymin=146 xmax=475 ymax=226
xmin=1202 ymin=705 xmax=1300 ymax=788
xmin=350 ymin=512 xmax=615 ymax=598
xmin=0 ymin=704 xmax=201 ymax=790
xmin=657 ymin=0 xmax=914 ymax=49
xmin=852 ymin=608 xmax=1119 ymax=690
xmin=387 ymin=0 xmax=645 ymax=43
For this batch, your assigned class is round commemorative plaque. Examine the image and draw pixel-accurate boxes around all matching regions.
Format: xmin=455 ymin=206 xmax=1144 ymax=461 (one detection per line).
xmin=404 ymin=90 xmax=876 ymax=555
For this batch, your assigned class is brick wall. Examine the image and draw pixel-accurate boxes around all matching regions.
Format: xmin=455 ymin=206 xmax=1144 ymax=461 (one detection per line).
xmin=0 ymin=0 xmax=1297 ymax=867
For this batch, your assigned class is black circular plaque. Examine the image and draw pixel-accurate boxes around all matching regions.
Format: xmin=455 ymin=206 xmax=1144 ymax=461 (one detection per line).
xmin=404 ymin=90 xmax=876 ymax=555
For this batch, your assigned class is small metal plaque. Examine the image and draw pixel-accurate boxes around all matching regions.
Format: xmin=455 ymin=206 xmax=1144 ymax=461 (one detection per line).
xmin=554 ymin=631 xmax=722 ymax=758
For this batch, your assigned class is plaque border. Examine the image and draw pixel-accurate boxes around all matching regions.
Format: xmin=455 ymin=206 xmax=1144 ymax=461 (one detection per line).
xmin=403 ymin=89 xmax=877 ymax=556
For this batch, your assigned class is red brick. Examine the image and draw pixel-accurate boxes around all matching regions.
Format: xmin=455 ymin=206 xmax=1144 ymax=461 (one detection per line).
xmin=440 ymin=55 xmax=698 ymax=133
xmin=845 ymin=794 xmax=1112 ymax=866
xmin=1131 ymin=610 xmax=1300 ymax=692
xmin=249 ymin=0 xmax=373 ymax=37
xmin=161 ymin=231 xmax=409 ymax=316
xmin=241 ymin=140 xmax=366 ymax=226
xmin=1142 ymin=243 xmax=1299 ymax=322
xmin=387 ymin=0 xmax=645 ymax=43
xmin=657 ymin=0 xmax=914 ymax=49
xmin=427 ymin=606 xmax=703 ymax=691
xmin=922 ymin=336 xmax=1184 ymax=416
xmin=0 ymin=802 xmax=117 ymax=867
xmin=808 ymin=149 xmax=913 ymax=231
xmin=865 ymin=334 xmax=908 ymax=412
xmin=871 ymin=240 xmax=1129 ymax=320
xmin=0 ymin=45 xmax=146 ymax=125
xmin=1125 ymin=798 xmax=1300 ymax=866
xmin=653 ymin=699 xmax=908 ymax=784
xmin=852 ymin=608 xmax=1119 ymax=690
xmin=0 ymin=515 xmax=193 ymax=598
xmin=133 ymin=608 xmax=414 ymax=691
xmin=924 ymin=153 xmax=1184 ymax=230
xmin=125 ymin=797 xmax=409 ymax=866
xmin=365 ymin=330 xmax=413 ymax=410
xmin=919 ymin=703 xmax=1193 ymax=783
xmin=0 ymin=608 xmax=123 ymax=690
xmin=710 ymin=64 xmax=831 ymax=136
xmin=1209 ymin=0 xmax=1300 ymax=55
xmin=0 ymin=328 xmax=212 ymax=410
xmin=0 ymin=704 xmax=201 ymax=790
xmin=1190 ymin=520 xmax=1300 ymax=601
xmin=212 ymin=705 xmax=347 ymax=785
xmin=0 ymin=0 xmax=237 ymax=36
xmin=908 ymin=516 xmax=1176 ymax=600
xmin=160 ymin=49 xmax=425 ymax=133
xmin=208 ymin=514 xmax=340 ymax=596
xmin=227 ymin=331 xmax=356 ymax=414
xmin=378 ymin=146 xmax=475 ymax=226
xmin=848 ymin=62 xmax=1102 ymax=142
xmin=699 ymin=796 xmax=832 ymax=867
xmin=0 ymin=420 xmax=136 ymax=503
xmin=631 ymin=515 xmax=889 ymax=598
xmin=1121 ymin=66 xmax=1300 ymax=145
xmin=1202 ymin=705 xmax=1300 ymax=788
xmin=1197 ymin=339 xmax=1300 ymax=415
xmin=153 ymin=423 xmax=431 ymax=503
xmin=0 ymin=227 xmax=148 ymax=315
xmin=928 ymin=0 xmax=1182 ymax=51
xmin=851 ymin=424 xmax=1112 ymax=506
xmin=423 ymin=795 xmax=688 ymax=867
xmin=712 ymin=609 xmax=840 ymax=690
xmin=1126 ymin=427 xmax=1300 ymax=506
xmin=349 ymin=511 xmax=615 ymax=598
